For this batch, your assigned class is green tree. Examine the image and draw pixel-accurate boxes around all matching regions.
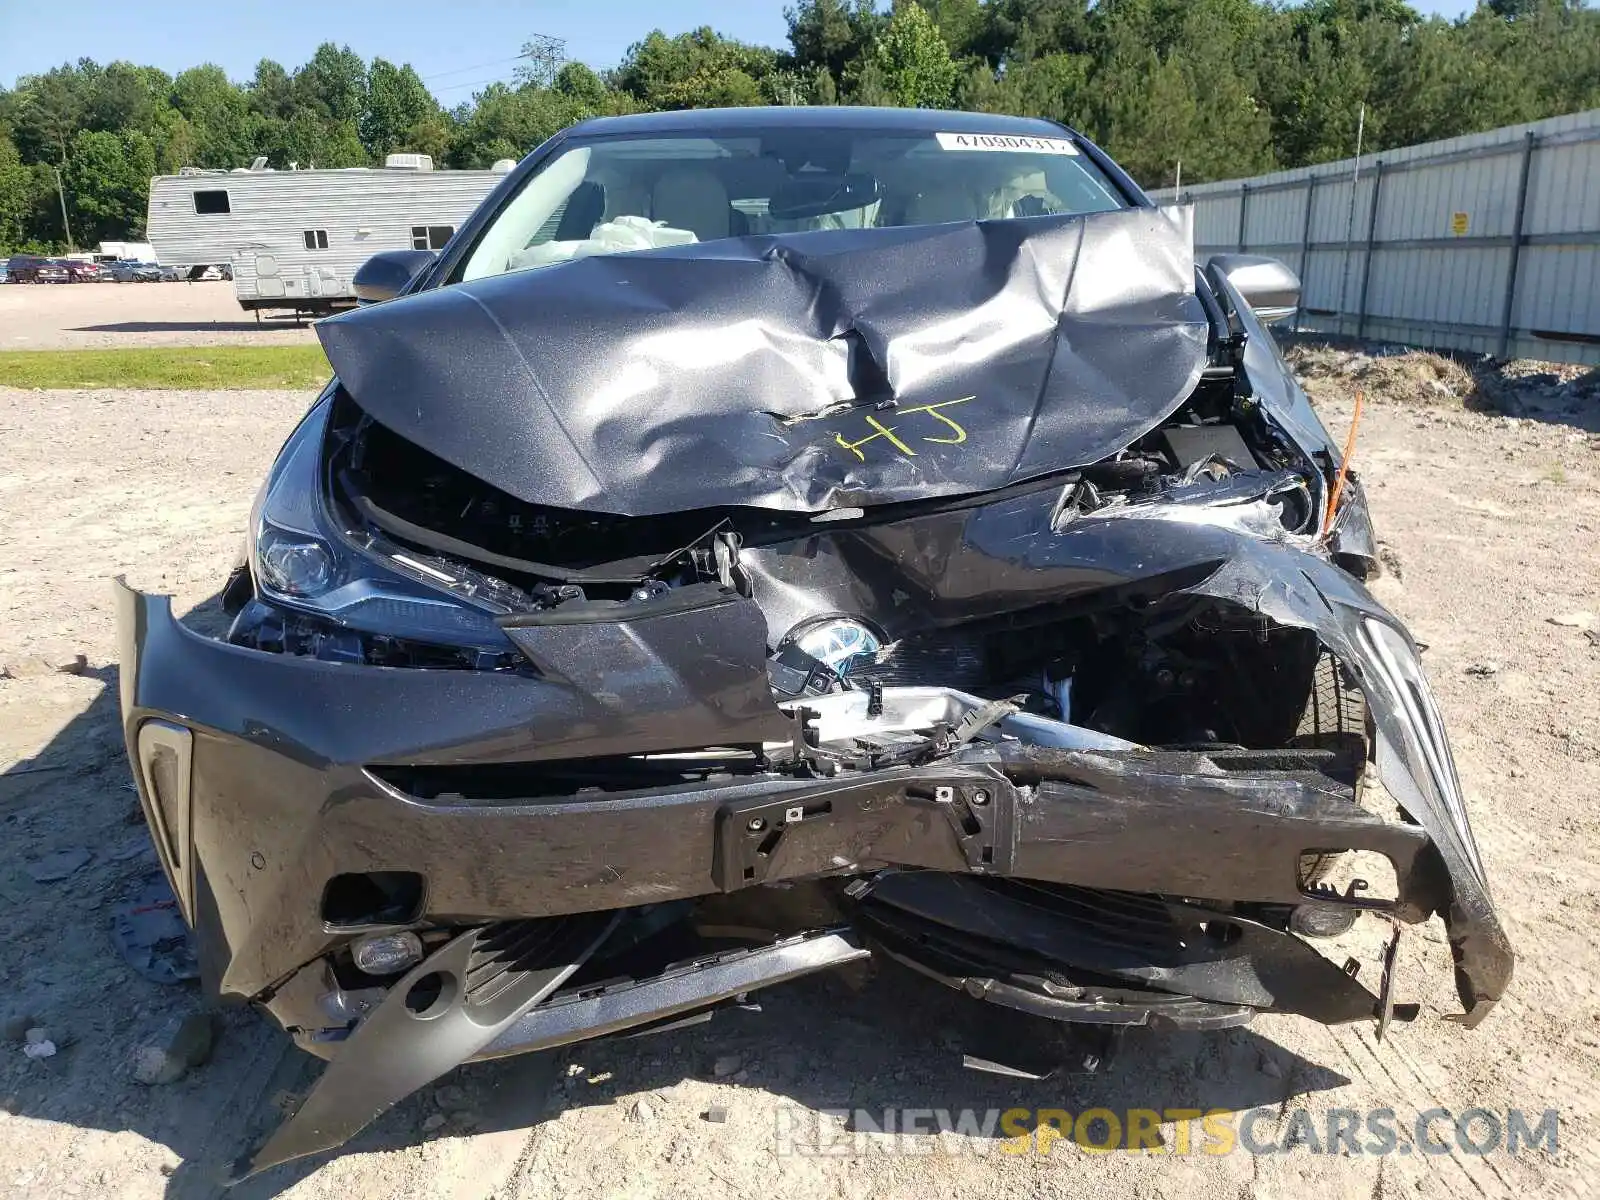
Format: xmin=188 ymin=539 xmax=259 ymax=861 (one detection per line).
xmin=614 ymin=28 xmax=777 ymax=110
xmin=362 ymin=59 xmax=438 ymax=158
xmin=968 ymin=52 xmax=1092 ymax=127
xmin=402 ymin=111 xmax=457 ymax=163
xmin=787 ymin=0 xmax=886 ymax=84
xmin=872 ymin=2 xmax=960 ymax=108
xmin=0 ymin=130 xmax=44 ymax=252
xmin=446 ymin=84 xmax=590 ymax=167
xmin=248 ymin=59 xmax=297 ymax=121
xmin=553 ymin=62 xmax=610 ymax=108
xmin=170 ymin=65 xmax=255 ymax=167
xmin=294 ymin=43 xmax=368 ymax=124
xmin=84 ymin=62 xmax=169 ymax=136
xmin=63 ymin=127 xmax=156 ymax=243
xmin=10 ymin=67 xmax=87 ymax=165
xmin=921 ymin=0 xmax=986 ymax=57
xmin=971 ymin=0 xmax=1092 ymax=65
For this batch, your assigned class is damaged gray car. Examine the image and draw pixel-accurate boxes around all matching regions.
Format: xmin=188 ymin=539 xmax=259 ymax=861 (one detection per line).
xmin=113 ymin=107 xmax=1511 ymax=1178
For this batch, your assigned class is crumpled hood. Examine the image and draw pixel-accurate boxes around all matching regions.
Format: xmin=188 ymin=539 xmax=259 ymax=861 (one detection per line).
xmin=317 ymin=207 xmax=1208 ymax=517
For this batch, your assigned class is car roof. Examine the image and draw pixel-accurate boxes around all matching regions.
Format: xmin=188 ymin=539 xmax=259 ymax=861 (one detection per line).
xmin=567 ymin=105 xmax=1074 ymax=140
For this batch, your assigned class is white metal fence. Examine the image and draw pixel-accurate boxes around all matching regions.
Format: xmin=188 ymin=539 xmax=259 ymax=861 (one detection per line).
xmin=1150 ymin=109 xmax=1600 ymax=365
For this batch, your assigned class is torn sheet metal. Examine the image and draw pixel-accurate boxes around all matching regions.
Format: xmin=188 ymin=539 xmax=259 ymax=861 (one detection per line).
xmin=317 ymin=208 xmax=1208 ymax=516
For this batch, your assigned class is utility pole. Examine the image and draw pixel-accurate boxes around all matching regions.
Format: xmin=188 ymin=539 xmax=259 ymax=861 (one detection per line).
xmin=1337 ymin=102 xmax=1366 ymax=336
xmin=53 ymin=166 xmax=75 ymax=252
xmin=515 ymin=33 xmax=568 ymax=88
xmin=54 ymin=130 xmax=76 ymax=252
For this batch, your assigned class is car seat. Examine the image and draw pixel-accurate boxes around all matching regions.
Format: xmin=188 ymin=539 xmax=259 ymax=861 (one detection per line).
xmin=650 ymin=170 xmax=732 ymax=241
xmin=902 ymin=185 xmax=984 ymax=226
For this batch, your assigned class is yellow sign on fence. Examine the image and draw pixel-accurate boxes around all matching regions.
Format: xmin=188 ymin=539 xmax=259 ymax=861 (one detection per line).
xmin=1451 ymin=211 xmax=1471 ymax=236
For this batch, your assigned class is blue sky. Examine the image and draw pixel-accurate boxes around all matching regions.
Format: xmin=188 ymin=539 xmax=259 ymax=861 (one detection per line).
xmin=1 ymin=0 xmax=1481 ymax=94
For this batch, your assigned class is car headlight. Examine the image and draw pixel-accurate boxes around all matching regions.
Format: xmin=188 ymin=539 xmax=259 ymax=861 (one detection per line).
xmin=256 ymin=529 xmax=336 ymax=596
xmin=784 ymin=616 xmax=883 ymax=676
xmin=246 ymin=395 xmax=517 ymax=652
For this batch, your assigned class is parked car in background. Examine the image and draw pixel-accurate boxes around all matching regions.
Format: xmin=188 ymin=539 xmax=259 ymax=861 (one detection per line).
xmin=64 ymin=260 xmax=102 ymax=282
xmin=5 ymin=254 xmax=71 ymax=283
xmin=0 ymin=264 xmax=9 ymax=284
xmin=107 ymin=260 xmax=164 ymax=283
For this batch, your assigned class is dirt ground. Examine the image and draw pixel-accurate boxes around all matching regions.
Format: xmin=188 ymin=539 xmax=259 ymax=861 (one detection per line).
xmin=0 ymin=281 xmax=319 ymax=350
xmin=1 ymin=349 xmax=1598 ymax=1200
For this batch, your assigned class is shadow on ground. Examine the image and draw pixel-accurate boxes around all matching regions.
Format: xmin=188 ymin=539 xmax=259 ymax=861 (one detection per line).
xmin=68 ymin=320 xmax=313 ymax=335
xmin=1 ymin=594 xmax=1350 ymax=1200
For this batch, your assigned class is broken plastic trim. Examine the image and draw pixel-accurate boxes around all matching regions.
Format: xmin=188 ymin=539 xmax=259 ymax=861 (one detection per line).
xmin=232 ymin=912 xmax=620 ymax=1181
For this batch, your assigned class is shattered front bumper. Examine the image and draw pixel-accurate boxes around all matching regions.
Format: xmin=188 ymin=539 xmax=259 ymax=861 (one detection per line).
xmin=116 ymin=570 xmax=1510 ymax=1015
xmin=114 ymin=545 xmax=1511 ymax=1174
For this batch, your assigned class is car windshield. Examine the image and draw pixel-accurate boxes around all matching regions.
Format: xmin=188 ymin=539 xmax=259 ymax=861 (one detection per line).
xmin=459 ymin=126 xmax=1127 ymax=282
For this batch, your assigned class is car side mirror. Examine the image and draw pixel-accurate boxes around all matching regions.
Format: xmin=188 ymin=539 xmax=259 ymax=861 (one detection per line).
xmin=1208 ymin=254 xmax=1300 ymax=325
xmin=352 ymin=249 xmax=437 ymax=304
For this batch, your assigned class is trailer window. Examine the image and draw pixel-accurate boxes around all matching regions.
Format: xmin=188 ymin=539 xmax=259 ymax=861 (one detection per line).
xmin=411 ymin=225 xmax=454 ymax=251
xmin=303 ymin=230 xmax=330 ymax=251
xmin=193 ymin=190 xmax=230 ymax=215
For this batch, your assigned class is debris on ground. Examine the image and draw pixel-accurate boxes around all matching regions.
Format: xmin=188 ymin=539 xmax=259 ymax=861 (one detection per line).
xmin=130 ymin=1012 xmax=214 ymax=1085
xmin=2 ymin=1014 xmax=38 ymax=1043
xmin=629 ymin=1097 xmax=655 ymax=1125
xmin=21 ymin=1028 xmax=58 ymax=1059
xmin=24 ymin=848 xmax=92 ymax=883
xmin=1377 ymin=542 xmax=1404 ymax=581
xmin=711 ymin=1054 xmax=743 ymax=1078
xmin=1465 ymin=662 xmax=1500 ymax=677
xmin=704 ymin=1106 xmax=729 ymax=1124
xmin=21 ymin=1030 xmax=62 ymax=1056
xmin=1285 ymin=340 xmax=1600 ymax=424
xmin=2 ymin=650 xmax=88 ymax=680
xmin=1549 ymin=611 xmax=1597 ymax=631
xmin=111 ymin=873 xmax=200 ymax=985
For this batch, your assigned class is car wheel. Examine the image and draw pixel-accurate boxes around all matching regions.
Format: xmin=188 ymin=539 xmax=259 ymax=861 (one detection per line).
xmin=1293 ymin=652 xmax=1372 ymax=883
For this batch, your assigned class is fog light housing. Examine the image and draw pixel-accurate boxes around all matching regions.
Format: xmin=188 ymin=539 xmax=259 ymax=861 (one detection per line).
xmin=350 ymin=930 xmax=424 ymax=976
xmin=1290 ymin=902 xmax=1360 ymax=939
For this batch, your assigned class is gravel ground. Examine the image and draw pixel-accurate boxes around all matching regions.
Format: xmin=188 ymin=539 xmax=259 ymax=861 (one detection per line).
xmin=0 ymin=281 xmax=320 ymax=350
xmin=1 ymin=355 xmax=1598 ymax=1200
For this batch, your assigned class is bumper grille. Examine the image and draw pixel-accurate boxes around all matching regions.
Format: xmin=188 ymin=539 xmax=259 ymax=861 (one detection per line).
xmin=979 ymin=880 xmax=1184 ymax=951
xmin=465 ymin=916 xmax=610 ymax=1007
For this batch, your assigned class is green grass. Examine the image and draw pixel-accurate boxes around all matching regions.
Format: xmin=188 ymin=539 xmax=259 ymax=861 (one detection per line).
xmin=0 ymin=345 xmax=332 ymax=390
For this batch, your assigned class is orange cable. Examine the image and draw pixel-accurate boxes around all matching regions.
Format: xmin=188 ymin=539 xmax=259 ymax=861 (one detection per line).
xmin=1325 ymin=388 xmax=1364 ymax=534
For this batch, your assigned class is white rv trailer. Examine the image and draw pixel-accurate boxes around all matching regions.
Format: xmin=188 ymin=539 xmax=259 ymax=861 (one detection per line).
xmin=145 ymin=154 xmax=513 ymax=317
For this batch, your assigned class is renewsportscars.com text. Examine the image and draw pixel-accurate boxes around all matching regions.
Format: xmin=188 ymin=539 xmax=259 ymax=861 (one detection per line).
xmin=773 ymin=1106 xmax=1560 ymax=1158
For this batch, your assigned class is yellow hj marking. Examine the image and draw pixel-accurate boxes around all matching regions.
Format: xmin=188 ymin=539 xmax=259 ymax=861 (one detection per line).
xmin=833 ymin=396 xmax=976 ymax=461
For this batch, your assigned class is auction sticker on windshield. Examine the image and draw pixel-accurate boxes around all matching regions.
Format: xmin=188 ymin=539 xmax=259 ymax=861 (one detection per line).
xmin=936 ymin=132 xmax=1079 ymax=154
